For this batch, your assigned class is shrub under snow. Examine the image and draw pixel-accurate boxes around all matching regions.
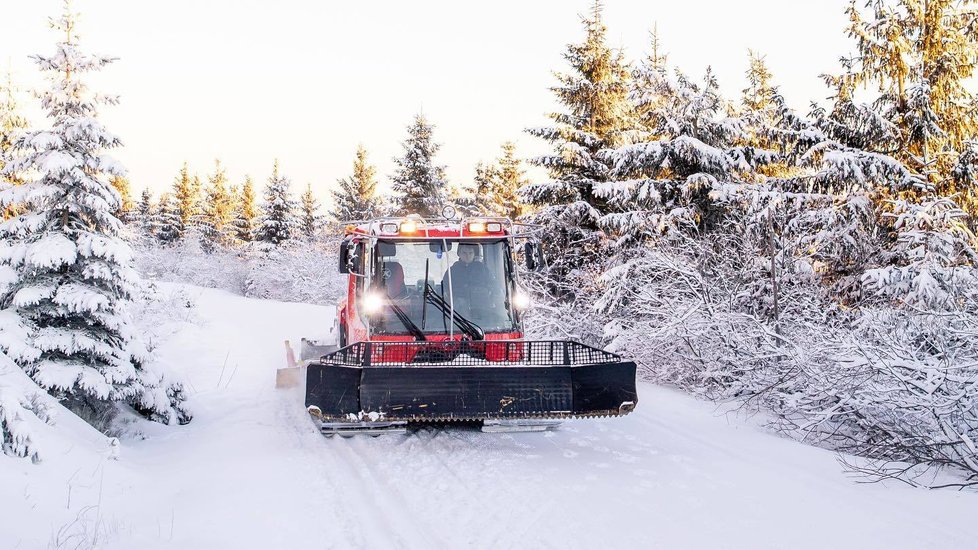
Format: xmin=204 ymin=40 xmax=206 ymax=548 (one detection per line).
xmin=0 ymin=349 xmax=54 ymax=463
xmin=541 ymin=190 xmax=978 ymax=487
xmin=135 ymin=237 xmax=345 ymax=306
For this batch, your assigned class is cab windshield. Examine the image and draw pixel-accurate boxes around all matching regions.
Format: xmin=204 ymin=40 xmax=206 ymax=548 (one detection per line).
xmin=368 ymin=239 xmax=516 ymax=336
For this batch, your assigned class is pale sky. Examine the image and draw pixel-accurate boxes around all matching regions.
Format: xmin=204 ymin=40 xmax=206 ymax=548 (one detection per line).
xmin=0 ymin=0 xmax=854 ymax=204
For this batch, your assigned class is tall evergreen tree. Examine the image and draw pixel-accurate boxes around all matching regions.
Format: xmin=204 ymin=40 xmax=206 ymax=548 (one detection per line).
xmin=110 ymin=175 xmax=134 ymax=222
xmin=390 ymin=114 xmax=449 ymax=217
xmin=468 ymin=161 xmax=498 ymax=215
xmin=199 ymin=159 xmax=234 ymax=248
xmin=233 ymin=175 xmax=258 ymax=242
xmin=630 ymin=25 xmax=672 ymax=135
xmin=299 ymin=183 xmax=322 ymax=239
xmin=153 ymin=192 xmax=181 ymax=244
xmin=137 ymin=188 xmax=153 ymax=219
xmin=831 ymin=0 xmax=978 ymax=202
xmin=331 ymin=144 xmax=381 ymax=221
xmin=524 ymin=0 xmax=634 ymax=274
xmin=742 ymin=50 xmax=776 ymax=116
xmin=493 ymin=142 xmax=529 ymax=219
xmin=171 ymin=162 xmax=199 ymax=239
xmin=0 ymin=69 xmax=29 ymax=220
xmin=602 ymin=61 xmax=770 ymax=245
xmin=738 ymin=51 xmax=799 ymax=178
xmin=255 ymin=160 xmax=297 ymax=245
xmin=468 ymin=143 xmax=530 ymax=219
xmin=136 ymin=187 xmax=154 ymax=236
xmin=0 ymin=3 xmax=189 ymax=425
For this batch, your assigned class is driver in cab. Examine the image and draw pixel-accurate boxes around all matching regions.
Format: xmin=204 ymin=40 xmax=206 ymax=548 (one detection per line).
xmin=443 ymin=243 xmax=496 ymax=314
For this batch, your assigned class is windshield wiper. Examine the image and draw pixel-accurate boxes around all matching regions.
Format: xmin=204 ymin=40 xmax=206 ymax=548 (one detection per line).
xmin=386 ymin=300 xmax=427 ymax=341
xmin=423 ymin=283 xmax=485 ymax=341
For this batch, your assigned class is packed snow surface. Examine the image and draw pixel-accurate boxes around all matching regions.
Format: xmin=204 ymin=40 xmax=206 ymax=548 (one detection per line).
xmin=3 ymin=284 xmax=978 ymax=549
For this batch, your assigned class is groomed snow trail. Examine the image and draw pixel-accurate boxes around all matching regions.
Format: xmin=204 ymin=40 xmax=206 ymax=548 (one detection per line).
xmin=4 ymin=284 xmax=978 ymax=549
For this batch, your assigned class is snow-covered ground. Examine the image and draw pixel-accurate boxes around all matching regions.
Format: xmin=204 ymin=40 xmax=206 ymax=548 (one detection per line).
xmin=3 ymin=284 xmax=978 ymax=549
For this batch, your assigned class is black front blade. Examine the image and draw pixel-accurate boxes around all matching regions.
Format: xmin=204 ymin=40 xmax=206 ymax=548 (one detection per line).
xmin=306 ymin=361 xmax=637 ymax=421
xmin=360 ymin=366 xmax=574 ymax=418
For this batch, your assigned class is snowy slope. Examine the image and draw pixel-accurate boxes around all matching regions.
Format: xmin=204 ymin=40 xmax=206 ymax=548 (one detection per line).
xmin=3 ymin=284 xmax=978 ymax=549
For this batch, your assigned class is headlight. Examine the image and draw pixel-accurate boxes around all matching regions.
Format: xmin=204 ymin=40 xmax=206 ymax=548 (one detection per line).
xmin=512 ymin=290 xmax=531 ymax=310
xmin=363 ymin=291 xmax=385 ymax=314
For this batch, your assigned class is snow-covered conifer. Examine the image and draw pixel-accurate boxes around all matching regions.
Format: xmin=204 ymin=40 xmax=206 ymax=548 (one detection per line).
xmin=198 ymin=160 xmax=235 ymax=249
xmin=390 ymin=114 xmax=449 ymax=217
xmin=463 ymin=161 xmax=496 ymax=216
xmin=467 ymin=143 xmax=530 ymax=219
xmin=492 ymin=142 xmax=529 ymax=219
xmin=110 ymin=175 xmax=134 ymax=223
xmin=0 ymin=70 xmax=29 ymax=220
xmin=830 ymin=0 xmax=978 ymax=204
xmin=133 ymin=187 xmax=155 ymax=237
xmin=600 ymin=65 xmax=768 ymax=245
xmin=524 ymin=0 xmax=634 ymax=275
xmin=255 ymin=160 xmax=297 ymax=245
xmin=153 ymin=192 xmax=181 ymax=244
xmin=0 ymin=4 xmax=189 ymax=426
xmin=737 ymin=51 xmax=799 ymax=180
xmin=232 ymin=175 xmax=258 ymax=243
xmin=299 ymin=183 xmax=322 ymax=239
xmin=331 ymin=144 xmax=381 ymax=222
xmin=137 ymin=188 xmax=152 ymax=221
xmin=863 ymin=197 xmax=978 ymax=308
xmin=741 ymin=51 xmax=775 ymax=118
xmin=170 ymin=162 xmax=199 ymax=239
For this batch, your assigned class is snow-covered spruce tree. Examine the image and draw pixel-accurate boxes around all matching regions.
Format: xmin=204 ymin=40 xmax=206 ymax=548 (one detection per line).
xmin=466 ymin=161 xmax=498 ymax=216
xmin=523 ymin=0 xmax=634 ymax=277
xmin=863 ymin=196 xmax=978 ymax=306
xmin=232 ymin=175 xmax=258 ymax=243
xmin=331 ymin=144 xmax=381 ymax=222
xmin=492 ymin=142 xmax=529 ymax=219
xmin=832 ymin=0 xmax=978 ymax=204
xmin=299 ymin=182 xmax=322 ymax=239
xmin=0 ymin=5 xmax=189 ymax=427
xmin=1 ymin=70 xmax=30 ymax=220
xmin=136 ymin=187 xmax=152 ymax=222
xmin=599 ymin=63 xmax=774 ymax=246
xmin=198 ymin=159 xmax=235 ymax=250
xmin=466 ymin=143 xmax=530 ymax=219
xmin=152 ymin=192 xmax=181 ymax=245
xmin=742 ymin=51 xmax=775 ymax=120
xmin=738 ymin=51 xmax=802 ymax=180
xmin=254 ymin=159 xmax=297 ymax=245
xmin=110 ymin=175 xmax=134 ymax=223
xmin=759 ymin=66 xmax=917 ymax=301
xmin=170 ymin=161 xmax=199 ymax=240
xmin=390 ymin=114 xmax=449 ymax=217
xmin=130 ymin=187 xmax=155 ymax=241
xmin=593 ymin=42 xmax=847 ymax=399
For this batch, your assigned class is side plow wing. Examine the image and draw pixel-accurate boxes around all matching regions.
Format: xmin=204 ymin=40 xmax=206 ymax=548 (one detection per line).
xmin=305 ymin=341 xmax=638 ymax=422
